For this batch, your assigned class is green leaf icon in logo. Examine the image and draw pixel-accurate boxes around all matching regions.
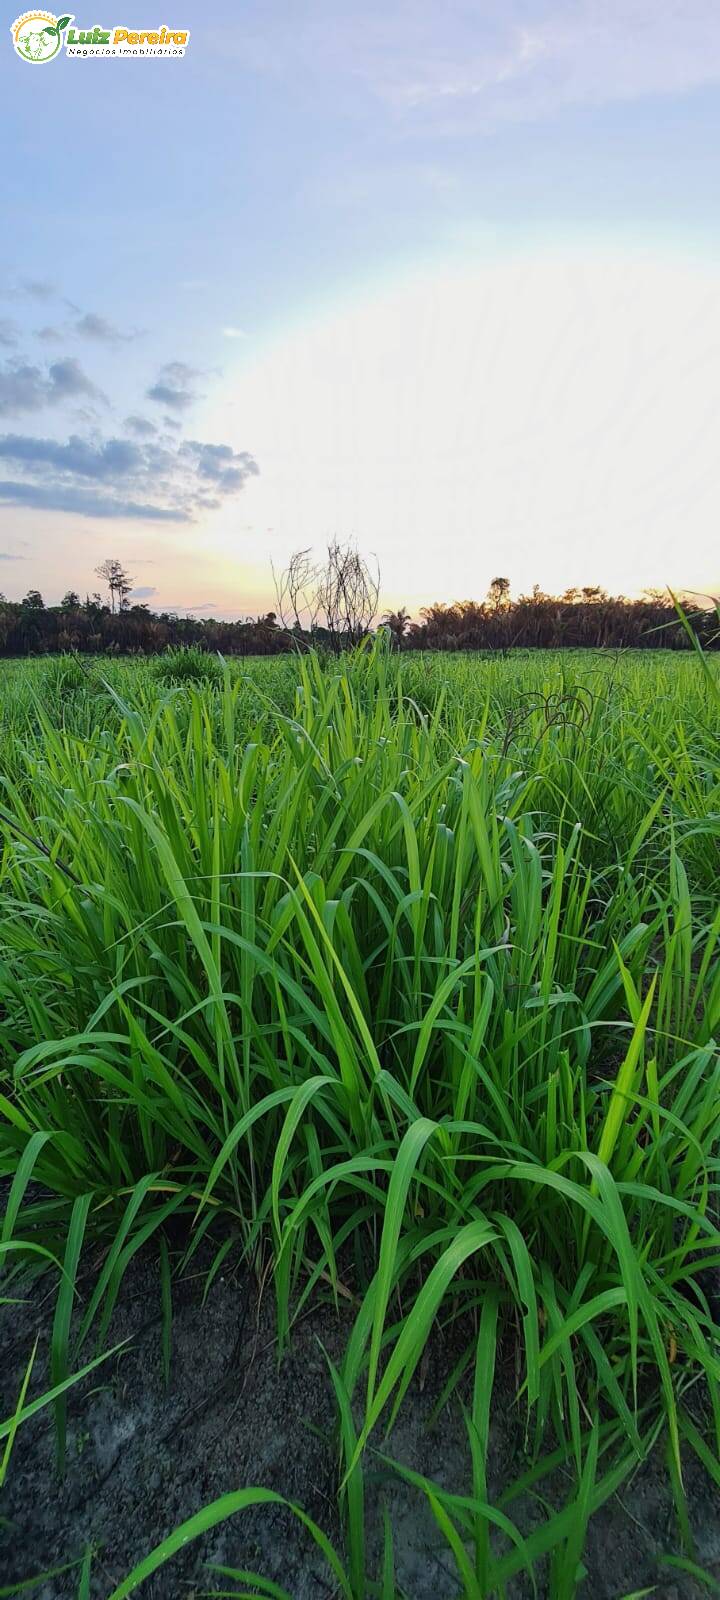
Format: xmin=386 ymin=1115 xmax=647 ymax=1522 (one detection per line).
xmin=42 ymin=14 xmax=73 ymax=37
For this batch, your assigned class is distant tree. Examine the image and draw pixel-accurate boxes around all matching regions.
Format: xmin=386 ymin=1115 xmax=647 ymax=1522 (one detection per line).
xmin=382 ymin=606 xmax=410 ymax=643
xmin=487 ymin=576 xmax=511 ymax=611
xmin=95 ymin=558 xmax=133 ymax=614
xmin=22 ymin=589 xmax=44 ymax=610
xmin=60 ymin=590 xmax=81 ymax=610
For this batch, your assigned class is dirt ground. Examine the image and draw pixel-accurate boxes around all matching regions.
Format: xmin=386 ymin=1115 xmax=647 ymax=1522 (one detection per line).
xmin=2 ymin=1250 xmax=719 ymax=1599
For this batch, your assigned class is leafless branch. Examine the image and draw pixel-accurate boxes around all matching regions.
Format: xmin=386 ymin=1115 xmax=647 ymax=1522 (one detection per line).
xmin=273 ymin=540 xmax=380 ymax=651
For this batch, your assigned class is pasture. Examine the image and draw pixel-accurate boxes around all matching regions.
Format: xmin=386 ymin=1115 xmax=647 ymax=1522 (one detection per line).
xmin=1 ymin=643 xmax=719 ymax=1597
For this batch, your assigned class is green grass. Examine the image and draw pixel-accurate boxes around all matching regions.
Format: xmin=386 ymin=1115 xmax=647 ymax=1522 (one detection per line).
xmin=1 ymin=640 xmax=719 ymax=1596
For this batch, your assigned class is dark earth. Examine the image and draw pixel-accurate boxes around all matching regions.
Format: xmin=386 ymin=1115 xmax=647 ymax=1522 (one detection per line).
xmin=2 ymin=1249 xmax=719 ymax=1598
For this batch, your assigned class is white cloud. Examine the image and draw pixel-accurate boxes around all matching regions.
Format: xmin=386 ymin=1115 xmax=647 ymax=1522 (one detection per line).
xmin=388 ymin=2 xmax=720 ymax=122
xmin=222 ymin=326 xmax=247 ymax=340
xmin=229 ymin=0 xmax=720 ymax=129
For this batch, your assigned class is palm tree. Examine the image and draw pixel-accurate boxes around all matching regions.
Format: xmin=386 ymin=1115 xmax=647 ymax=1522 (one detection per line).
xmin=382 ymin=605 xmax=410 ymax=643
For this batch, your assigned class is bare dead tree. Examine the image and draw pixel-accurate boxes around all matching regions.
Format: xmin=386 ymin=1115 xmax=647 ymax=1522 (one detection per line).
xmin=316 ymin=540 xmax=380 ymax=652
xmin=272 ymin=547 xmax=321 ymax=639
xmin=273 ymin=540 xmax=380 ymax=651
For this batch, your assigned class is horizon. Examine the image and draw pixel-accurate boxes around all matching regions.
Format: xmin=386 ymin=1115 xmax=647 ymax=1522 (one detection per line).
xmin=1 ymin=566 xmax=717 ymax=625
xmin=4 ymin=3 xmax=720 ymax=611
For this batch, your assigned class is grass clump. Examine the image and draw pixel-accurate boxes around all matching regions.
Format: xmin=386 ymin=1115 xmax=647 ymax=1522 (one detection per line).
xmin=151 ymin=643 xmax=225 ymax=686
xmin=0 ymin=638 xmax=719 ymax=1594
xmin=40 ymin=652 xmax=101 ymax=699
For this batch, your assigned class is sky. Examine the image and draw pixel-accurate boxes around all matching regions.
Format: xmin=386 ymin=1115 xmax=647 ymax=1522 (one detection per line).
xmin=2 ymin=0 xmax=720 ymax=617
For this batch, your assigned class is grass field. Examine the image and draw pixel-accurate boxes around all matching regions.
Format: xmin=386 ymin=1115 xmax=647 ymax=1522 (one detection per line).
xmin=1 ymin=641 xmax=719 ymax=1597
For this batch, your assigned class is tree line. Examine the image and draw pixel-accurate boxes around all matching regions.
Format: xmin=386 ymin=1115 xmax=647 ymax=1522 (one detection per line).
xmin=0 ymin=551 xmax=717 ymax=657
xmin=388 ymin=583 xmax=719 ymax=652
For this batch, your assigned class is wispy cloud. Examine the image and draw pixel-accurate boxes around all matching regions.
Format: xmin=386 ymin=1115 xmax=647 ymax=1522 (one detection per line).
xmin=1 ymin=279 xmax=58 ymax=305
xmin=125 ymin=414 xmax=158 ymax=437
xmin=233 ymin=0 xmax=720 ymax=130
xmin=0 ymin=435 xmax=149 ymax=478
xmin=391 ymin=3 xmax=720 ymax=124
xmin=179 ymin=439 xmax=257 ymax=492
xmin=75 ymin=311 xmax=138 ymax=344
xmin=0 ymin=357 xmax=106 ymax=417
xmin=2 ymin=281 xmax=140 ymax=347
xmin=0 ymin=481 xmax=187 ymax=521
xmin=222 ymin=326 xmax=247 ymax=339
xmin=20 ymin=279 xmax=56 ymax=300
xmin=0 ymin=429 xmax=259 ymax=522
xmin=147 ymin=360 xmax=200 ymax=411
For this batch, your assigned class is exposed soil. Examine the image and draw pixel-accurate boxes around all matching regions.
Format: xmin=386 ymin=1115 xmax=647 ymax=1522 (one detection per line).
xmin=2 ymin=1251 xmax=719 ymax=1599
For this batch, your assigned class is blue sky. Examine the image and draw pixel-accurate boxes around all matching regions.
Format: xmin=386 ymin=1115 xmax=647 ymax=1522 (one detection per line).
xmin=2 ymin=1 xmax=720 ymax=613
